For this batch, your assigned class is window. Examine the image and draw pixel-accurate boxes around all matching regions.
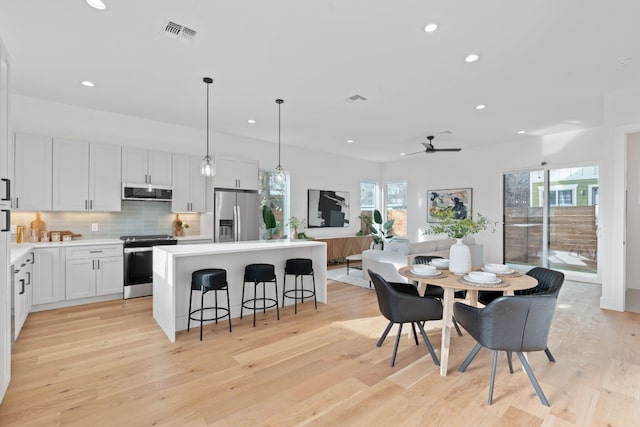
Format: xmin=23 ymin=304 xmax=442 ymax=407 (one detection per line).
xmin=258 ymin=170 xmax=289 ymax=239
xmin=385 ymin=182 xmax=407 ymax=237
xmin=359 ymin=181 xmax=378 ymax=234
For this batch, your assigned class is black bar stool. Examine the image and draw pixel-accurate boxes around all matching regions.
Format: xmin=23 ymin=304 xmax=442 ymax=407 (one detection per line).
xmin=282 ymin=258 xmax=317 ymax=314
xmin=187 ymin=268 xmax=232 ymax=341
xmin=241 ymin=263 xmax=280 ymax=327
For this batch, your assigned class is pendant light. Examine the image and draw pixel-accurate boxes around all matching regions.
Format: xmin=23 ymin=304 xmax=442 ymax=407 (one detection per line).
xmin=275 ymin=98 xmax=286 ymax=183
xmin=200 ymin=77 xmax=216 ymax=176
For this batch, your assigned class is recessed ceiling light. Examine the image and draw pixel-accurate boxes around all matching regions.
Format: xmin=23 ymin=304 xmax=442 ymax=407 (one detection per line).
xmin=86 ymin=0 xmax=106 ymax=10
xmin=517 ymin=130 xmax=526 ymax=134
xmin=400 ymin=152 xmax=407 ymax=156
xmin=465 ymin=53 xmax=479 ymax=63
xmin=424 ymin=23 xmax=439 ymax=33
xmin=247 ymin=119 xmax=255 ymax=124
xmin=346 ymin=139 xmax=354 ymax=144
xmin=475 ymin=104 xmax=486 ymax=110
xmin=81 ymin=81 xmax=95 ymax=87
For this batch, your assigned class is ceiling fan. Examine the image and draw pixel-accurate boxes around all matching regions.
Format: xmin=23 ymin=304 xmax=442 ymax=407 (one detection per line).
xmin=404 ymin=135 xmax=462 ymax=155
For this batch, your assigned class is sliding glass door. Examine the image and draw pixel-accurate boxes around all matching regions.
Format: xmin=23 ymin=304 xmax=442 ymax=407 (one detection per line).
xmin=504 ymin=166 xmax=599 ymax=274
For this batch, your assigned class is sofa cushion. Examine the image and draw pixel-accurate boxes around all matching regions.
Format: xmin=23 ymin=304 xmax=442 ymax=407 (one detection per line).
xmin=384 ymin=241 xmax=410 ymax=256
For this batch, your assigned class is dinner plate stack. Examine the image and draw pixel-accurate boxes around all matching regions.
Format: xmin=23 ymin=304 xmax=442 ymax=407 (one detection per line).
xmin=411 ymin=264 xmax=440 ymax=276
xmin=482 ymin=263 xmax=515 ymax=275
xmin=464 ymin=271 xmax=501 ymax=284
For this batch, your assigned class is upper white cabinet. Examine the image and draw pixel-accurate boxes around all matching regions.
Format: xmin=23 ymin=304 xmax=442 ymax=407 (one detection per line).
xmin=214 ymin=156 xmax=258 ymax=191
xmin=122 ymin=147 xmax=172 ymax=186
xmin=172 ymin=154 xmax=206 ymax=212
xmin=0 ymin=42 xmax=10 ymax=206
xmin=13 ymin=133 xmax=52 ymax=211
xmin=52 ymin=139 xmax=121 ymax=211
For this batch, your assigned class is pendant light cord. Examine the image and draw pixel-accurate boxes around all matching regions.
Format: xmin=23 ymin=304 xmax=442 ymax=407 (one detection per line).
xmin=206 ymin=80 xmax=210 ymax=158
xmin=276 ymin=99 xmax=284 ymax=168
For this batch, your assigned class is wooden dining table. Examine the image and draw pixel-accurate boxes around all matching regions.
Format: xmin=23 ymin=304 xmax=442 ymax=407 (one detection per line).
xmin=398 ymin=265 xmax=538 ymax=377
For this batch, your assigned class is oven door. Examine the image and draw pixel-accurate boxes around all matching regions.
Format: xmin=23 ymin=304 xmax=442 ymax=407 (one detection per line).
xmin=123 ymin=247 xmax=153 ymax=286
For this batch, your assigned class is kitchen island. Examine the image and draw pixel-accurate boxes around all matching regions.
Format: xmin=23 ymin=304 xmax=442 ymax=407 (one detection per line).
xmin=152 ymin=239 xmax=327 ymax=342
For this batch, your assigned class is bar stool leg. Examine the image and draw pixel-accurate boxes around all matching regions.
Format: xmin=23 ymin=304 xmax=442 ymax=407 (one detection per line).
xmin=312 ymin=272 xmax=317 ymax=309
xmin=187 ymin=289 xmax=193 ymax=332
xmin=200 ymin=288 xmax=205 ymax=341
xmin=253 ymin=281 xmax=258 ymax=327
xmin=240 ymin=281 xmax=246 ymax=320
xmin=282 ymin=274 xmax=287 ymax=309
xmin=225 ymin=287 xmax=232 ymax=332
xmin=274 ymin=277 xmax=280 ymax=320
xmin=294 ymin=274 xmax=299 ymax=314
xmin=214 ymin=291 xmax=219 ymax=324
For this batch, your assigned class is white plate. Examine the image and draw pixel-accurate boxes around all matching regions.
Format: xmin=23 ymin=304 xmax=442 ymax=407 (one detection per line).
xmin=463 ymin=275 xmax=501 ymax=284
xmin=482 ymin=267 xmax=515 ymax=275
xmin=430 ymin=262 xmax=449 ymax=269
xmin=411 ymin=269 xmax=441 ymax=277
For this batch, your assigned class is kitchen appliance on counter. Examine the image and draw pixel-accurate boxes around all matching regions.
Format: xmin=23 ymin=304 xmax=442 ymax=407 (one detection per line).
xmin=214 ymin=189 xmax=260 ymax=242
xmin=121 ymin=234 xmax=177 ymax=299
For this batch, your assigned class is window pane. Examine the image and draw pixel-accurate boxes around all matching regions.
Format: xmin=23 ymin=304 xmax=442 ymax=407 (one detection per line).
xmin=385 ymin=182 xmax=407 ymax=237
xmin=259 ymin=170 xmax=289 ymax=239
xmin=360 ymin=181 xmax=377 ymax=234
xmin=504 ymin=171 xmax=544 ymax=266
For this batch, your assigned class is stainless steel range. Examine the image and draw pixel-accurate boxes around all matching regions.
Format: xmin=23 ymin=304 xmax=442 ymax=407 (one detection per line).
xmin=120 ymin=234 xmax=177 ymax=299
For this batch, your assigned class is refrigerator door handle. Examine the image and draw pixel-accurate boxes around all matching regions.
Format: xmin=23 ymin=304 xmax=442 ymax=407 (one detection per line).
xmin=234 ymin=205 xmax=240 ymax=241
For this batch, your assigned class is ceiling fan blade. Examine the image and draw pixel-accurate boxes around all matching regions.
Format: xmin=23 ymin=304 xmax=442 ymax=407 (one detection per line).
xmin=434 ymin=148 xmax=462 ymax=152
xmin=402 ymin=150 xmax=425 ymax=156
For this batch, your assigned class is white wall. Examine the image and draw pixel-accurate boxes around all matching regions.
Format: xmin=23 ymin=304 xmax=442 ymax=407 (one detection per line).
xmin=382 ymin=128 xmax=603 ymax=269
xmin=626 ymin=133 xmax=640 ymax=290
xmin=12 ymin=95 xmax=381 ymax=239
xmin=602 ymin=87 xmax=640 ymax=310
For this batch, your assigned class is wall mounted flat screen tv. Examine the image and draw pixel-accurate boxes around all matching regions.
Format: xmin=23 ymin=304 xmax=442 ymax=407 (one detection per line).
xmin=307 ymin=189 xmax=350 ymax=228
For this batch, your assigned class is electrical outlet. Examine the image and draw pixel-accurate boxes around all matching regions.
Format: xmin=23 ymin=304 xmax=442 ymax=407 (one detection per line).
xmin=91 ymin=223 xmax=99 ymax=232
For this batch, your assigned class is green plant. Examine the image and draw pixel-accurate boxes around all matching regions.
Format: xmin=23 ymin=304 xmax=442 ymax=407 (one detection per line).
xmin=356 ymin=213 xmax=372 ymax=236
xmin=262 ymin=205 xmax=279 ymax=238
xmin=425 ymin=209 xmax=494 ymax=240
xmin=368 ymin=209 xmax=394 ymax=248
xmin=287 ymin=216 xmax=306 ymax=234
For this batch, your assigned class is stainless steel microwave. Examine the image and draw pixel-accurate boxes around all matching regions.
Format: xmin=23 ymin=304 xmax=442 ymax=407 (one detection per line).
xmin=122 ymin=184 xmax=173 ymax=201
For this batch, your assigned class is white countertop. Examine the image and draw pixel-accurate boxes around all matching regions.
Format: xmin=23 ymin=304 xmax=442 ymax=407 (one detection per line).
xmin=155 ymin=239 xmax=325 ymax=258
xmin=10 ymin=239 xmax=123 ymax=265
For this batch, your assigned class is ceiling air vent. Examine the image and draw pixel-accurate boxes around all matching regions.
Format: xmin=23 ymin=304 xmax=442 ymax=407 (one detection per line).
xmin=346 ymin=94 xmax=368 ymax=103
xmin=162 ymin=20 xmax=197 ymax=43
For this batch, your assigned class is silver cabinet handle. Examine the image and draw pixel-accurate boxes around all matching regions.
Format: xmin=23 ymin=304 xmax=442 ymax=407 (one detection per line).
xmin=19 ymin=279 xmax=25 ymax=295
xmin=89 ymin=250 xmax=103 ymax=253
xmin=26 ymin=272 xmax=31 ymax=286
xmin=97 ymin=259 xmax=100 ymax=269
xmin=85 ymin=200 xmax=88 ymax=209
xmin=15 ymin=197 xmax=18 ymax=209
xmin=90 ymin=200 xmax=93 ymax=210
xmin=92 ymin=260 xmax=95 ymax=270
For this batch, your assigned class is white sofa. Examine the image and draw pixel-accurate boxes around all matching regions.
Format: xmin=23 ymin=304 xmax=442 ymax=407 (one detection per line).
xmin=362 ymin=238 xmax=484 ymax=283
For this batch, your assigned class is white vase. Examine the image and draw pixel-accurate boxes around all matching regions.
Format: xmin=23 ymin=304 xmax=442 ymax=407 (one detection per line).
xmin=449 ymin=238 xmax=472 ymax=275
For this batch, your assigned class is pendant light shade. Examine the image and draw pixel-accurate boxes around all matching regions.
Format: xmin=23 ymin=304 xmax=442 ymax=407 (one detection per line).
xmin=200 ymin=77 xmax=216 ymax=176
xmin=275 ymin=98 xmax=286 ymax=183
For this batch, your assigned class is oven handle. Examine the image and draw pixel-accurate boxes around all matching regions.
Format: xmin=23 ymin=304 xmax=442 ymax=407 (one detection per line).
xmin=124 ymin=247 xmax=153 ymax=254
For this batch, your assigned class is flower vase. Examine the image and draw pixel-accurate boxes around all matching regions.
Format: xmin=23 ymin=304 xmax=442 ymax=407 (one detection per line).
xmin=449 ymin=238 xmax=472 ymax=275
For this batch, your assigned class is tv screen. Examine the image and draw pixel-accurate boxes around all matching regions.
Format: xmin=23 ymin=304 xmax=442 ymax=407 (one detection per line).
xmin=307 ymin=189 xmax=350 ymax=228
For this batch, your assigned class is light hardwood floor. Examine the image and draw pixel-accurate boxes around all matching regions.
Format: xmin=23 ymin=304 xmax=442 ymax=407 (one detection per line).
xmin=1 ymin=279 xmax=639 ymax=426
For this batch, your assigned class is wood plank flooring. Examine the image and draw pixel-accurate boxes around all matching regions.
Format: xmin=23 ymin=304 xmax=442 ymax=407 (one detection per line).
xmin=1 ymin=279 xmax=639 ymax=426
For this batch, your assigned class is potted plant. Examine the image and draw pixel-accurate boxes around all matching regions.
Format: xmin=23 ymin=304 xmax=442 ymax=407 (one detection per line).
xmin=425 ymin=208 xmax=494 ymax=274
xmin=369 ymin=209 xmax=394 ymax=249
xmin=287 ymin=216 xmax=307 ymax=239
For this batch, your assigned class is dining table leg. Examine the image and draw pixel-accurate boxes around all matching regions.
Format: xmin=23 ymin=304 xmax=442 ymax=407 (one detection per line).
xmin=440 ymin=287 xmax=455 ymax=376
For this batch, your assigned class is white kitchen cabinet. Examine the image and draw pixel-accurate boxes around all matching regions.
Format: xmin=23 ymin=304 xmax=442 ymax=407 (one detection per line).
xmin=53 ymin=139 xmax=121 ymax=211
xmin=65 ymin=245 xmax=123 ymax=300
xmin=0 ymin=36 xmax=10 ymax=404
xmin=172 ymin=154 xmax=206 ymax=212
xmin=12 ymin=251 xmax=33 ymax=340
xmin=0 ymin=41 xmax=10 ymax=205
xmin=32 ymin=247 xmax=63 ymax=305
xmin=13 ymin=133 xmax=53 ymax=211
xmin=214 ymin=156 xmax=258 ymax=190
xmin=122 ymin=147 xmax=172 ymax=186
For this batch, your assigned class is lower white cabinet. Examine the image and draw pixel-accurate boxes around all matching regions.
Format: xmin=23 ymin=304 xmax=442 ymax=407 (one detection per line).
xmin=12 ymin=251 xmax=33 ymax=340
xmin=65 ymin=245 xmax=123 ymax=300
xmin=33 ymin=248 xmax=63 ymax=305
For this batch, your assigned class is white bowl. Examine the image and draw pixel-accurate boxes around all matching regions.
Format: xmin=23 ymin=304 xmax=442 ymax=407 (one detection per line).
xmin=468 ymin=271 xmax=497 ymax=282
xmin=484 ymin=263 xmax=509 ymax=273
xmin=412 ymin=265 xmax=437 ymax=275
xmin=431 ymin=258 xmax=449 ymax=268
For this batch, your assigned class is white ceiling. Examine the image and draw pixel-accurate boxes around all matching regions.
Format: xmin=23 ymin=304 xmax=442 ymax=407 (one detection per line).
xmin=1 ymin=0 xmax=639 ymax=162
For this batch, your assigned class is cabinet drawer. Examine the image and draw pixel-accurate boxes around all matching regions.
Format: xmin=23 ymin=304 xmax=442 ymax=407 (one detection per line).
xmin=65 ymin=245 xmax=122 ymax=260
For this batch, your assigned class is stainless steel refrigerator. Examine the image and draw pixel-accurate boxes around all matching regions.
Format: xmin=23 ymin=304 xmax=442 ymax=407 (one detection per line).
xmin=214 ymin=189 xmax=261 ymax=242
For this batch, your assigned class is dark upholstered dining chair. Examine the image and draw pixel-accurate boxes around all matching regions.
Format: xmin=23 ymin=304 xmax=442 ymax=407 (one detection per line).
xmin=454 ymin=294 xmax=558 ymax=406
xmin=478 ymin=266 xmax=564 ymax=362
xmin=369 ymin=269 xmax=442 ymax=368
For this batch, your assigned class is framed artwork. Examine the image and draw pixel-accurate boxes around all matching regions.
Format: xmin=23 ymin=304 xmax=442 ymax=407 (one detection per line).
xmin=427 ymin=188 xmax=472 ymax=222
xmin=307 ymin=189 xmax=350 ymax=228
